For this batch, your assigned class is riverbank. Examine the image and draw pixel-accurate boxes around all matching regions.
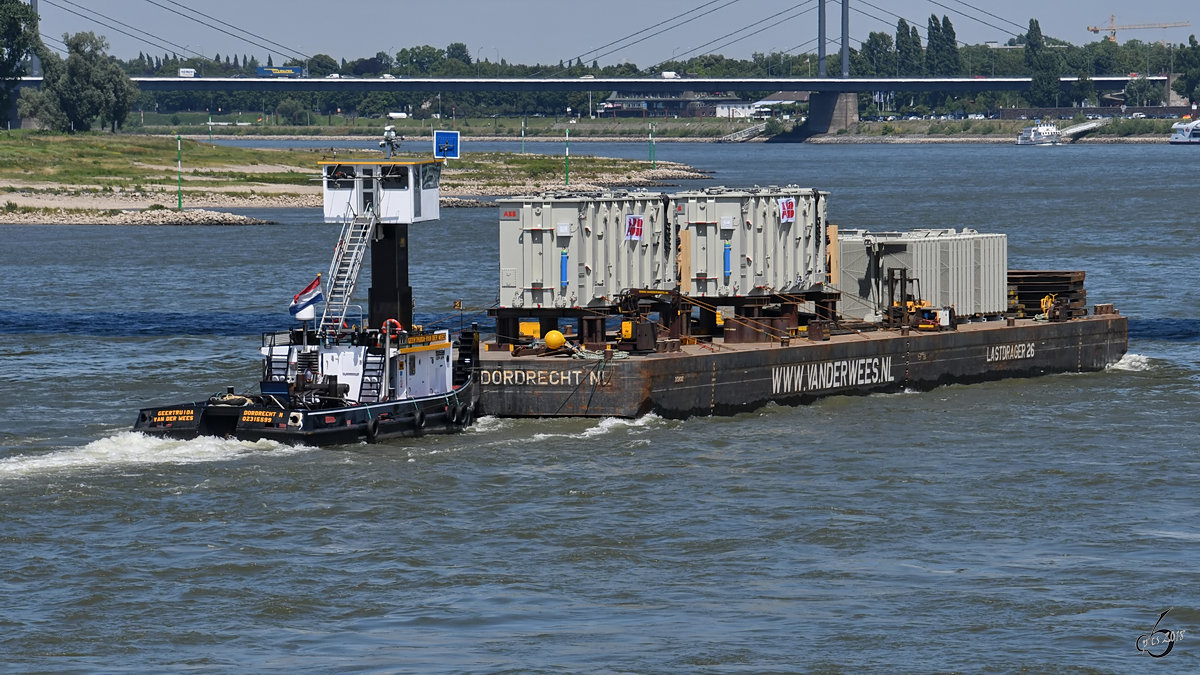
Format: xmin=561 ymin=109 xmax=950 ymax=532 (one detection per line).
xmin=0 ymin=133 xmax=709 ymax=225
xmin=0 ymin=160 xmax=707 ymax=224
xmin=0 ymin=129 xmax=1170 ymax=224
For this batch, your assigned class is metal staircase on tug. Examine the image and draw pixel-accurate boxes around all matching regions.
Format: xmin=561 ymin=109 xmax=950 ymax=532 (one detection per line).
xmin=318 ymin=210 xmax=377 ymax=336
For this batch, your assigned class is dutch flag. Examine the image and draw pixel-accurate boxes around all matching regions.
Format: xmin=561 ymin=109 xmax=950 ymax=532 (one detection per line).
xmin=289 ymin=274 xmax=324 ymax=315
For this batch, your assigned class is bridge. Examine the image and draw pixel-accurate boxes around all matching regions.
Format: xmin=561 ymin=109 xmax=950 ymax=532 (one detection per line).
xmin=115 ymin=75 xmax=1150 ymax=95
xmin=14 ymin=74 xmax=1155 ymax=95
xmin=12 ymin=75 xmax=1162 ymax=133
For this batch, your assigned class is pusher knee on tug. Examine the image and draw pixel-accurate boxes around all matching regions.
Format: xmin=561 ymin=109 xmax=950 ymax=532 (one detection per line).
xmin=134 ymin=150 xmax=480 ymax=445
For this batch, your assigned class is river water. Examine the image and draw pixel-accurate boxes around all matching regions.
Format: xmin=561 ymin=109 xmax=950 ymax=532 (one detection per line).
xmin=2 ymin=140 xmax=1198 ymax=672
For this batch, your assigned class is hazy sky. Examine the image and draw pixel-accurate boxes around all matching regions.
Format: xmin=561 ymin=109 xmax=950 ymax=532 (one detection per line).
xmin=35 ymin=0 xmax=1196 ymax=68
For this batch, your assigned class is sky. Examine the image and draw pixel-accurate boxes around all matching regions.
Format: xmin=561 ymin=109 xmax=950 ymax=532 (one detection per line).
xmin=33 ymin=0 xmax=1197 ymax=69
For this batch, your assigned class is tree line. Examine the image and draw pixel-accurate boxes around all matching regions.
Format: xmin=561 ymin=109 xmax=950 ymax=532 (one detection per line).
xmin=3 ymin=0 xmax=1200 ymax=133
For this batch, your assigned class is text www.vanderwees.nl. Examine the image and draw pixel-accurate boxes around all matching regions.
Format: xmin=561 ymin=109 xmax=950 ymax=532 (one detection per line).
xmin=771 ymin=357 xmax=895 ymax=395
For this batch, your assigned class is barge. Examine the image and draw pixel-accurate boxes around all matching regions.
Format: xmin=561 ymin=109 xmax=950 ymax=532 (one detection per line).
xmin=134 ymin=150 xmax=480 ymax=445
xmin=477 ymin=187 xmax=1127 ymax=417
xmin=476 ymin=309 xmax=1125 ymax=417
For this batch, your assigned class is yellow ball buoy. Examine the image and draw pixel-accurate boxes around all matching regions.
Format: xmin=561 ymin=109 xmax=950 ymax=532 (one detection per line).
xmin=544 ymin=330 xmax=567 ymax=350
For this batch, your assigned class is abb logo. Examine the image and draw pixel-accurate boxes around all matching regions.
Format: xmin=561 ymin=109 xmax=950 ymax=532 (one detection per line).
xmin=500 ymin=209 xmax=519 ymax=220
xmin=778 ymin=197 xmax=796 ymax=223
xmin=625 ymin=214 xmax=644 ymax=241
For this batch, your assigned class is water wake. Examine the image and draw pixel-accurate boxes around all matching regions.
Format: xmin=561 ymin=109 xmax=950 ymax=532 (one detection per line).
xmin=531 ymin=413 xmax=665 ymax=441
xmin=1110 ymin=353 xmax=1152 ymax=372
xmin=0 ymin=432 xmax=302 ymax=480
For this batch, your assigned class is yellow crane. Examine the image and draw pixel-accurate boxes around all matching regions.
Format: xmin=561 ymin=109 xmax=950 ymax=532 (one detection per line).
xmin=1086 ymin=16 xmax=1191 ymax=43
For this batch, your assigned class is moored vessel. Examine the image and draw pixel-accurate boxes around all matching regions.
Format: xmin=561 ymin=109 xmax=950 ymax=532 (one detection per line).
xmin=134 ymin=147 xmax=479 ymax=445
xmin=1016 ymin=122 xmax=1062 ymax=145
xmin=1169 ymin=119 xmax=1200 ymax=144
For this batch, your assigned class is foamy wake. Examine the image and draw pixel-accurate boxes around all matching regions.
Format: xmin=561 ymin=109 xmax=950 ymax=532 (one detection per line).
xmin=0 ymin=432 xmax=304 ymax=480
xmin=1110 ymin=353 xmax=1152 ymax=372
xmin=464 ymin=414 xmax=511 ymax=434
xmin=531 ymin=413 xmax=665 ymax=441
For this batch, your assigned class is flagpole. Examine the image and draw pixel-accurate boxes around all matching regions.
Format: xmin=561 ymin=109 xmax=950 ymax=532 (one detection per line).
xmin=176 ymin=134 xmax=182 ymax=211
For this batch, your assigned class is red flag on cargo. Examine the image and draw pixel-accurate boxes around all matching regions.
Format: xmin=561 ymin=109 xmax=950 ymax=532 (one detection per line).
xmin=289 ymin=275 xmax=324 ymax=315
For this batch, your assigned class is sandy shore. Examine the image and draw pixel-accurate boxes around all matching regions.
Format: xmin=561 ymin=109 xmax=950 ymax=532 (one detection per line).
xmin=0 ymin=160 xmax=708 ymax=225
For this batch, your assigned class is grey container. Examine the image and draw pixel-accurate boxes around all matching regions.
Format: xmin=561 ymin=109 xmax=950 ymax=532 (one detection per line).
xmin=836 ymin=228 xmax=1008 ymax=320
xmin=671 ymin=186 xmax=828 ymax=299
xmin=497 ymin=191 xmax=671 ymax=309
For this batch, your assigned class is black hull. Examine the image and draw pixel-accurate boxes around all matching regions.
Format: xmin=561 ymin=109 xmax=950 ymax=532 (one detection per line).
xmin=477 ymin=315 xmax=1128 ymax=418
xmin=134 ymin=378 xmax=478 ymax=447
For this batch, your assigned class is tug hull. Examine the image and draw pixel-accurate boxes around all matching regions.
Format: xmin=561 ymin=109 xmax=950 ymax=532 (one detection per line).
xmin=134 ymin=379 xmax=478 ymax=446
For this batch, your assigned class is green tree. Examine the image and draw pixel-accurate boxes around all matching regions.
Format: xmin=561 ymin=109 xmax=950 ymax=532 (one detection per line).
xmin=357 ymin=91 xmax=395 ymax=117
xmin=300 ymin=54 xmax=338 ymax=78
xmin=0 ymin=0 xmax=40 ymax=113
xmin=275 ymin=97 xmax=307 ymax=125
xmin=939 ymin=16 xmax=962 ymax=76
xmin=1124 ymin=75 xmax=1163 ymax=106
xmin=895 ymin=19 xmax=923 ymax=76
xmin=924 ymin=16 xmax=961 ymax=77
xmin=858 ymin=31 xmax=896 ymax=77
xmin=925 ymin=15 xmax=943 ymax=76
xmin=1069 ymin=72 xmax=1096 ymax=106
xmin=1171 ymin=35 xmax=1200 ymax=103
xmin=398 ymin=45 xmax=444 ymax=75
xmin=19 ymin=32 xmax=137 ymax=132
xmin=1024 ymin=19 xmax=1061 ymax=107
xmin=446 ymin=42 xmax=471 ymax=66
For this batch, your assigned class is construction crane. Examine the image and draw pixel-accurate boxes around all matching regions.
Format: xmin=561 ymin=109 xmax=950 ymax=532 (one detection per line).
xmin=1086 ymin=16 xmax=1191 ymax=43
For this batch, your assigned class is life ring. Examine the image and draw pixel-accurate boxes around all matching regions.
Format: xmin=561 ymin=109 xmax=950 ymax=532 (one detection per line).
xmin=413 ymin=409 xmax=426 ymax=429
xmin=382 ymin=318 xmax=403 ymax=339
xmin=365 ymin=417 xmax=380 ymax=442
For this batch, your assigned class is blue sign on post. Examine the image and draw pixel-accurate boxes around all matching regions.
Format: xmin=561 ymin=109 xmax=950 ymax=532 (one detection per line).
xmin=433 ymin=130 xmax=460 ymax=159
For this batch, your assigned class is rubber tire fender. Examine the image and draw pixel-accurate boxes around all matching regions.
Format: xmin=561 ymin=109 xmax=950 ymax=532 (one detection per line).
xmin=366 ymin=417 xmax=380 ymax=443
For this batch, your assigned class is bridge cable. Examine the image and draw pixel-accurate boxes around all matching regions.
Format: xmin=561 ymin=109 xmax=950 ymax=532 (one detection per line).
xmin=561 ymin=0 xmax=737 ymax=69
xmin=140 ymin=0 xmax=310 ymax=63
xmin=541 ymin=0 xmax=743 ymax=76
xmin=37 ymin=33 xmax=69 ymax=56
xmin=41 ymin=0 xmax=207 ymax=60
xmin=142 ymin=0 xmax=312 ymax=61
xmin=649 ymin=1 xmax=817 ymax=71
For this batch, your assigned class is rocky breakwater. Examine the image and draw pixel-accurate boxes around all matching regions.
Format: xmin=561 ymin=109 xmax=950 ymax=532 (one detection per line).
xmin=0 ymin=206 xmax=272 ymax=226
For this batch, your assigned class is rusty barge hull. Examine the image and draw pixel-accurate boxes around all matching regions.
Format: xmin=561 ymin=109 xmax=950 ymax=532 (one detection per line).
xmin=477 ymin=315 xmax=1127 ymax=418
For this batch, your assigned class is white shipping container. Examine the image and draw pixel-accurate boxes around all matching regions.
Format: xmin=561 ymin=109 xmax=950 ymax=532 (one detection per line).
xmin=498 ymin=192 xmax=671 ymax=309
xmin=671 ymin=186 xmax=828 ymax=299
xmin=836 ymin=228 xmax=1008 ymax=319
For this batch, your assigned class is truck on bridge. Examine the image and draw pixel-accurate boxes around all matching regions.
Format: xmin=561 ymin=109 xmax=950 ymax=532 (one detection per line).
xmin=256 ymin=66 xmax=306 ymax=78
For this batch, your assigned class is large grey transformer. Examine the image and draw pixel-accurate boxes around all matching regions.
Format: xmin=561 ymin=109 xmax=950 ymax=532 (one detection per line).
xmin=836 ymin=228 xmax=1008 ymax=319
xmin=498 ymin=191 xmax=670 ymax=309
xmin=496 ymin=187 xmax=829 ymax=309
xmin=672 ymin=186 xmax=827 ymax=298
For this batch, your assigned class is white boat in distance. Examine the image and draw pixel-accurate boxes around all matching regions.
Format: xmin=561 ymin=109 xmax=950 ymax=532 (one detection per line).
xmin=1170 ymin=119 xmax=1200 ymax=144
xmin=1016 ymin=122 xmax=1062 ymax=145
